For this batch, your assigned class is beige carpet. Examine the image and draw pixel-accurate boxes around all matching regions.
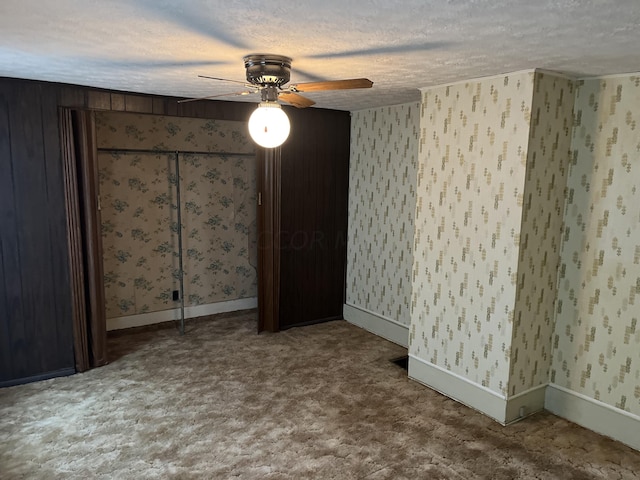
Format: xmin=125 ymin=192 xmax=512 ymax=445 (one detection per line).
xmin=1 ymin=310 xmax=639 ymax=479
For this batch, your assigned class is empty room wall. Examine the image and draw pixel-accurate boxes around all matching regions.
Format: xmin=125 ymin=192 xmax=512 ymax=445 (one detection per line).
xmin=345 ymin=69 xmax=639 ymax=449
xmin=508 ymin=73 xmax=575 ymax=400
xmin=546 ymin=73 xmax=640 ymax=449
xmin=409 ymin=71 xmax=537 ymax=422
xmin=344 ymin=103 xmax=420 ymax=346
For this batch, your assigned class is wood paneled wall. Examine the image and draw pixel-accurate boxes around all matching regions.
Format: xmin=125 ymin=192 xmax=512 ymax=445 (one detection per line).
xmin=278 ymin=108 xmax=350 ymax=328
xmin=1 ymin=80 xmax=75 ymax=385
xmin=0 ymin=76 xmax=350 ymax=385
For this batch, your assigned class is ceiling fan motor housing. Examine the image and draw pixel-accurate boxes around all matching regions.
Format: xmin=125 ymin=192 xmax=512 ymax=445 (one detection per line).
xmin=244 ymin=54 xmax=292 ymax=87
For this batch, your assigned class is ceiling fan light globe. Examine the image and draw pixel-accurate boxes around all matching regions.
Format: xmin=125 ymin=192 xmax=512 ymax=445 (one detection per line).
xmin=248 ymin=103 xmax=290 ymax=148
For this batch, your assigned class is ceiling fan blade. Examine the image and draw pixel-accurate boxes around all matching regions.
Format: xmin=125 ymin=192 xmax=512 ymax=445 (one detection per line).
xmin=289 ymin=78 xmax=373 ymax=92
xmin=177 ymin=91 xmax=254 ymax=104
xmin=278 ymin=92 xmax=316 ymax=109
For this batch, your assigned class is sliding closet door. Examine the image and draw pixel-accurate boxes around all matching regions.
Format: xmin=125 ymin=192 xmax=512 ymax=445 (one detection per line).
xmin=97 ymin=151 xmax=179 ymax=323
xmin=179 ymin=153 xmax=258 ymax=312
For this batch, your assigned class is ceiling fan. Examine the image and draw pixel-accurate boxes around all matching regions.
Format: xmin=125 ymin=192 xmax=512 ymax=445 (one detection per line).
xmin=178 ymin=54 xmax=374 ymax=148
xmin=179 ymin=53 xmax=373 ymax=107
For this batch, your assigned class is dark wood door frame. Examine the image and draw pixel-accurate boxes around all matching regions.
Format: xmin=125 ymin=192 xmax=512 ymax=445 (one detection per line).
xmin=257 ymin=147 xmax=281 ymax=333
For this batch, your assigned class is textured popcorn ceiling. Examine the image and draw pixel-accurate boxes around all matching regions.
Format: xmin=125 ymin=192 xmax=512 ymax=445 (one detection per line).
xmin=1 ymin=0 xmax=639 ymax=111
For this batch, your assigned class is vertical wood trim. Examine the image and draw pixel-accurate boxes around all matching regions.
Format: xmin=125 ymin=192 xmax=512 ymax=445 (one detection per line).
xmin=272 ymin=148 xmax=282 ymax=331
xmin=257 ymin=147 xmax=281 ymax=332
xmin=59 ymin=108 xmax=90 ymax=372
xmin=257 ymin=148 xmax=266 ymax=332
xmin=73 ymin=110 xmax=108 ymax=367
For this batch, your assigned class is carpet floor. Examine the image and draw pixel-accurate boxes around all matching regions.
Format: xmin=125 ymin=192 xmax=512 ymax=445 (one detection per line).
xmin=1 ymin=310 xmax=639 ymax=479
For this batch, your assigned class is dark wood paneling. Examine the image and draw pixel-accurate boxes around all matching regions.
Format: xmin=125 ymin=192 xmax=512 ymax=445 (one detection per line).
xmin=8 ymin=82 xmax=51 ymax=378
xmin=57 ymin=84 xmax=87 ymax=108
xmin=166 ymin=99 xmax=179 ymax=117
xmin=41 ymin=84 xmax=75 ymax=372
xmin=110 ymin=93 xmax=126 ymax=111
xmin=277 ymin=107 xmax=350 ymax=329
xmin=152 ymin=97 xmax=167 ymax=115
xmin=1 ymin=81 xmax=68 ymax=380
xmin=124 ymin=94 xmax=153 ymax=113
xmin=0 ymin=86 xmax=19 ymax=380
xmin=87 ymin=91 xmax=112 ymax=110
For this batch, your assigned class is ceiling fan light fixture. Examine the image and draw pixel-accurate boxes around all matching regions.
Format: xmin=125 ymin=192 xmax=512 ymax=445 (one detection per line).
xmin=248 ymin=102 xmax=290 ymax=149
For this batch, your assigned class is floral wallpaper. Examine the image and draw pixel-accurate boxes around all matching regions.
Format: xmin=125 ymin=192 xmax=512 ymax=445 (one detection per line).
xmin=96 ymin=112 xmax=256 ymax=323
xmin=180 ymin=152 xmax=256 ymax=306
xmin=96 ymin=112 xmax=254 ymax=153
xmin=551 ymin=73 xmax=640 ymax=415
xmin=346 ymin=103 xmax=420 ymax=326
xmin=98 ymin=151 xmax=178 ymax=319
xmin=508 ymin=73 xmax=575 ymax=396
xmin=410 ymin=71 xmax=536 ymax=396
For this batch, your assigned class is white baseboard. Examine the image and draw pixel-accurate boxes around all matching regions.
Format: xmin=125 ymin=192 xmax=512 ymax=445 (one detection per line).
xmin=106 ymin=297 xmax=258 ymax=331
xmin=504 ymin=384 xmax=547 ymax=424
xmin=343 ymin=303 xmax=409 ymax=348
xmin=408 ymin=353 xmax=509 ymax=424
xmin=545 ymin=383 xmax=640 ymax=451
xmin=408 ymin=353 xmax=547 ymax=425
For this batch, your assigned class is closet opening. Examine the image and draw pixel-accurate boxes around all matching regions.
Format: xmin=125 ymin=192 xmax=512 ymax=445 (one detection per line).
xmin=61 ymin=108 xmax=259 ymax=369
